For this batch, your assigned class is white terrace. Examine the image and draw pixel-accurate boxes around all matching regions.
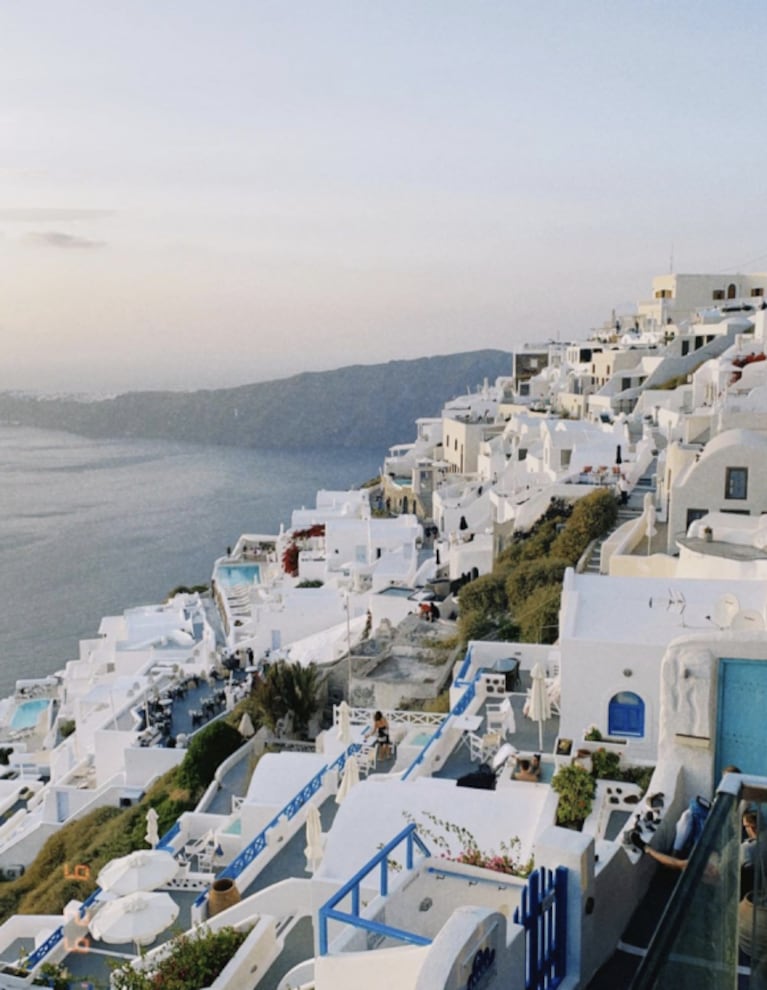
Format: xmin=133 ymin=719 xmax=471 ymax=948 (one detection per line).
xmin=0 ymin=639 xmax=681 ymax=990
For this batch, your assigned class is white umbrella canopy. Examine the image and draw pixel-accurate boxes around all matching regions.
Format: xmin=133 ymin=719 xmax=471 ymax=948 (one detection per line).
xmin=528 ymin=662 xmax=551 ymax=752
xmin=97 ymin=849 xmax=179 ymax=896
xmin=304 ymin=803 xmax=324 ymax=872
xmin=144 ymin=808 xmax=159 ymax=849
xmin=336 ymin=754 xmax=360 ymax=805
xmin=336 ymin=700 xmax=351 ymax=745
xmin=90 ymin=890 xmax=179 ymax=947
xmin=643 ymin=492 xmax=657 ymax=554
xmin=238 ymin=711 xmax=255 ymax=738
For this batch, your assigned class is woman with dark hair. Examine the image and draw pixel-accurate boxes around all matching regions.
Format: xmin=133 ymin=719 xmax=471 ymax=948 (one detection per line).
xmin=372 ymin=710 xmax=391 ymax=759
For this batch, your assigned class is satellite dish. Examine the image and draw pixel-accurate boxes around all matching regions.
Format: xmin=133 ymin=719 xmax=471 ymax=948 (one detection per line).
xmin=712 ymin=594 xmax=740 ymax=629
xmin=731 ymin=610 xmax=765 ymax=631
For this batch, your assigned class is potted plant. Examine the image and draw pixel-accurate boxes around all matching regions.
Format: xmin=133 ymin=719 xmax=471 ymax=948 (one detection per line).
xmin=551 ymin=764 xmax=596 ymax=829
xmin=703 ymin=526 xmax=713 ymax=542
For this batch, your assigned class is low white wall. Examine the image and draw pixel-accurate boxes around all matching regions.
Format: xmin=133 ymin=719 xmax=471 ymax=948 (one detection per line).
xmin=205 ymin=916 xmax=280 ymax=990
xmin=416 ymin=908 xmax=525 ymax=990
xmin=315 ymin=944 xmax=429 ymax=989
xmin=608 ymin=553 xmax=680 ymax=579
xmin=123 ymin=746 xmax=184 ymax=788
xmin=0 ymin=818 xmax=59 ymax=871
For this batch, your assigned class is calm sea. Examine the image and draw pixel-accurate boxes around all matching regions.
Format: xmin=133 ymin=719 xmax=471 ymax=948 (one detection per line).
xmin=0 ymin=425 xmax=381 ymax=698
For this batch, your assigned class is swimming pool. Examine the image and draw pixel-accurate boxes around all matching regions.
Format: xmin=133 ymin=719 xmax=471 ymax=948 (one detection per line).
xmin=408 ymin=730 xmax=436 ymax=748
xmin=216 ymin=564 xmax=261 ymax=587
xmin=378 ymin=587 xmax=415 ymax=598
xmin=11 ymin=699 xmax=50 ymax=731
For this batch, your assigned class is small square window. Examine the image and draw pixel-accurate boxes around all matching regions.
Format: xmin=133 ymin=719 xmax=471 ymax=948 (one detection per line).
xmin=725 ymin=467 xmax=748 ymax=500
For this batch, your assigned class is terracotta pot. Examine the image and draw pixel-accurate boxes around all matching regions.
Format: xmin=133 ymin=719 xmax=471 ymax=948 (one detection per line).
xmin=209 ymin=877 xmax=241 ymax=916
xmin=738 ymin=893 xmax=767 ymax=958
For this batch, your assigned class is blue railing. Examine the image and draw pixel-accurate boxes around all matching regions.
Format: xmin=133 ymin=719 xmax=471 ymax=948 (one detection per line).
xmin=400 ymin=677 xmax=477 ymax=781
xmin=318 ymin=822 xmax=431 ymax=955
xmin=25 ymin=928 xmax=64 ymax=970
xmin=157 ymin=820 xmax=181 ymax=851
xmin=513 ymin=866 xmax=568 ymax=990
xmin=194 ymin=743 xmax=361 ymax=907
xmin=455 ymin=646 xmax=474 ymax=685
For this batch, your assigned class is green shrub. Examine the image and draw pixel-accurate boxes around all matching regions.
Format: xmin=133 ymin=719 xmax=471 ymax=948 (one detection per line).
xmin=590 ymin=748 xmax=622 ymax=781
xmin=505 ymin=559 xmax=569 ymax=609
xmin=166 ymin=584 xmax=208 ymax=598
xmin=550 ymin=488 xmax=617 ymax=564
xmin=58 ymin=719 xmax=76 ymax=739
xmin=111 ymin=925 xmax=249 ymax=990
xmin=515 ymin=583 xmax=562 ymax=643
xmin=620 ymin=764 xmax=655 ymax=794
xmin=177 ymin=720 xmax=243 ymax=796
xmin=551 ymin=764 xmax=596 ymax=828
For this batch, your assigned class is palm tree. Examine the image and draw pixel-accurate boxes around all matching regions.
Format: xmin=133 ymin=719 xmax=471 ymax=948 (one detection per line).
xmin=252 ymin=661 xmax=322 ymax=738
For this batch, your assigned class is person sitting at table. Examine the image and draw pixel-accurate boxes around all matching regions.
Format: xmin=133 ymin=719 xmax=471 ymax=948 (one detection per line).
xmin=514 ymin=754 xmax=541 ymax=782
xmin=372 ymin=710 xmax=391 ymax=759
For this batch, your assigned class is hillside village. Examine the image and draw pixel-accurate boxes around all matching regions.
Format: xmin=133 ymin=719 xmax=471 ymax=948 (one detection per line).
xmin=0 ymin=271 xmax=766 ymax=988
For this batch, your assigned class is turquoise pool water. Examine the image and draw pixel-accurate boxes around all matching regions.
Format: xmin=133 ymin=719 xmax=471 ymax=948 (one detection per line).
xmin=216 ymin=564 xmax=261 ymax=587
xmin=538 ymin=761 xmax=555 ymax=784
xmin=379 ymin=587 xmax=414 ymax=598
xmin=224 ymin=818 xmax=242 ymax=835
xmin=410 ymin=730 xmax=436 ymax=747
xmin=11 ymin=698 xmax=50 ymax=730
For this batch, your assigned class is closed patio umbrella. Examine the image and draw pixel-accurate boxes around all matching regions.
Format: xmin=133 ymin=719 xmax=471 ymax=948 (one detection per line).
xmin=643 ymin=492 xmax=657 ymax=555
xmin=336 ymin=754 xmax=360 ymax=804
xmin=304 ymin=803 xmax=324 ymax=872
xmin=238 ymin=711 xmax=255 ymax=738
xmin=90 ymin=890 xmax=179 ymax=948
xmin=336 ymin=700 xmax=351 ymax=746
xmin=144 ymin=808 xmax=159 ymax=849
xmin=528 ymin=662 xmax=551 ymax=752
xmin=97 ymin=849 xmax=178 ymax=896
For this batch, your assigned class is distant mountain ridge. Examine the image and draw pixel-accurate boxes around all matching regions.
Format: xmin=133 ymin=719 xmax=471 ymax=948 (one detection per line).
xmin=0 ymin=351 xmax=513 ymax=449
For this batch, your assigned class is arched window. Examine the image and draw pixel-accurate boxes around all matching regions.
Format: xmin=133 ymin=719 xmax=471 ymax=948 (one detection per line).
xmin=727 ymin=283 xmax=737 ymax=300
xmin=608 ymin=691 xmax=645 ymax=737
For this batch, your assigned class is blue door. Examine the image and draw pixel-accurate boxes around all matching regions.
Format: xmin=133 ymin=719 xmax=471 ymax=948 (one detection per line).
xmin=716 ymin=658 xmax=767 ymax=779
xmin=608 ymin=691 xmax=645 ymax=737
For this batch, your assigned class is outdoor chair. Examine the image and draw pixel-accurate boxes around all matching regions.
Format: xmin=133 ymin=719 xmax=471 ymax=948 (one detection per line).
xmin=468 ymin=729 xmax=502 ymax=764
xmin=486 ymin=696 xmax=516 ymax=736
xmin=356 ymin=742 xmax=377 ymax=777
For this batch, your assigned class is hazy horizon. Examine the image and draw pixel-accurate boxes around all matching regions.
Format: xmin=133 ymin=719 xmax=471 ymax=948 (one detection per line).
xmin=2 ymin=1 xmax=766 ymax=393
xmin=0 ymin=346 xmax=515 ymax=398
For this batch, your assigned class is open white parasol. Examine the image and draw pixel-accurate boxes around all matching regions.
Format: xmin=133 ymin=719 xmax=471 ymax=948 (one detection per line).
xmin=97 ymin=849 xmax=178 ymax=896
xmin=90 ymin=890 xmax=179 ymax=947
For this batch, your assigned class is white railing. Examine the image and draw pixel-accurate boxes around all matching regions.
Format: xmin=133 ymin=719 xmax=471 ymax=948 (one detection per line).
xmin=333 ymin=706 xmax=444 ymax=730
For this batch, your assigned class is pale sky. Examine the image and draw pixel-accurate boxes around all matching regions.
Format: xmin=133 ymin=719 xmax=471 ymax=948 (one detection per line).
xmin=2 ymin=1 xmax=766 ymax=394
